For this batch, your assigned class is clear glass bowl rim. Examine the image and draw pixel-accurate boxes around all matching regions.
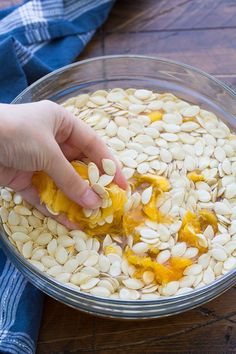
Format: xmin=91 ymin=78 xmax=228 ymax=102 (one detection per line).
xmin=2 ymin=54 xmax=235 ymax=309
xmin=12 ymin=54 xmax=236 ymax=104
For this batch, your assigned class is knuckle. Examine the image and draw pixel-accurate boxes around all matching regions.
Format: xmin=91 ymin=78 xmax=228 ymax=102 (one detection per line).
xmin=84 ymin=133 xmax=99 ymax=154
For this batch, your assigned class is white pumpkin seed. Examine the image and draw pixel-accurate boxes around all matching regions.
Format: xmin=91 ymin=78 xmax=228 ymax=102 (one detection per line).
xmin=141 ymin=186 xmax=153 ymax=205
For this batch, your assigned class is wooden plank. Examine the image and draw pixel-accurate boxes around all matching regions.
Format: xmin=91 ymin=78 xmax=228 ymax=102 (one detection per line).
xmin=37 ymin=288 xmax=236 ymax=353
xmin=79 ymin=36 xmax=104 ymax=60
xmin=37 ymin=298 xmax=95 ymax=354
xmin=103 ymin=29 xmax=236 ymax=76
xmin=103 ymin=0 xmax=236 ymax=33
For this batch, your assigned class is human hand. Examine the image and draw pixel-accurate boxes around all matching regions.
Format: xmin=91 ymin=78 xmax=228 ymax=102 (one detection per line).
xmin=0 ymin=100 xmax=127 ymax=227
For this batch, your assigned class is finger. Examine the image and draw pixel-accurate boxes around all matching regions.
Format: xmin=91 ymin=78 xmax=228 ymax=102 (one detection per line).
xmin=0 ymin=165 xmax=80 ymax=229
xmin=0 ymin=165 xmax=16 ymax=187
xmin=60 ymin=139 xmax=127 ymax=191
xmin=75 ymin=120 xmax=128 ymax=189
xmin=61 ymin=109 xmax=128 ymax=190
xmin=59 ymin=142 xmax=85 ymax=162
xmin=60 ymin=138 xmax=127 ymax=189
xmin=46 ymin=144 xmax=102 ymax=209
xmin=19 ymin=185 xmax=80 ymax=230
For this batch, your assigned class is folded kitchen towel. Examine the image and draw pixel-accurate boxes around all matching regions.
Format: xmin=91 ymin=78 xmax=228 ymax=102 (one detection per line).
xmin=0 ymin=1 xmax=115 ymax=353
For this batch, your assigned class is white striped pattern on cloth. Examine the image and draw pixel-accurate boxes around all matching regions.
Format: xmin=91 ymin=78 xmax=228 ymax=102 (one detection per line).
xmin=0 ymin=260 xmax=35 ymax=354
xmin=66 ymin=0 xmax=114 ymax=21
xmin=0 ymin=331 xmax=35 ymax=354
xmin=0 ymin=0 xmax=112 ymax=36
xmin=14 ymin=39 xmax=33 ymax=66
xmin=0 ymin=0 xmax=113 ymax=67
xmin=0 ymin=0 xmax=62 ymax=35
xmin=78 ymin=29 xmax=96 ymax=46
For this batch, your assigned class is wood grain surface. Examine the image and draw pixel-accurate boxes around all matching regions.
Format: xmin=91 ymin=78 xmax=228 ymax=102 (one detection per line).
xmin=37 ymin=287 xmax=236 ymax=354
xmin=2 ymin=1 xmax=236 ymax=353
xmin=81 ymin=0 xmax=236 ymax=87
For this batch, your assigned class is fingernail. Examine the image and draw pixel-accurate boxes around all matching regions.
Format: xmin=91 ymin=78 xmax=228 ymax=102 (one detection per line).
xmin=80 ymin=189 xmax=101 ymax=209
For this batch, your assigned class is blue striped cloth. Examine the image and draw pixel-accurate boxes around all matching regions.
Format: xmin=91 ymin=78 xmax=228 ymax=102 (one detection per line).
xmin=0 ymin=1 xmax=115 ymax=353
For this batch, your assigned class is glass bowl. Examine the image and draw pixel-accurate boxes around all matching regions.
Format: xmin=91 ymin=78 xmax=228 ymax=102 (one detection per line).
xmin=1 ymin=55 xmax=236 ymax=319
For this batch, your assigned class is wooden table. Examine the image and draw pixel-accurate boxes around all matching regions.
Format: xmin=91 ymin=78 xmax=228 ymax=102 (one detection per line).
xmin=2 ymin=1 xmax=236 ymax=353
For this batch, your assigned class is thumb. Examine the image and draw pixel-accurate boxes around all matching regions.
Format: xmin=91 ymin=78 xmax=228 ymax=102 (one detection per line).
xmin=46 ymin=146 xmax=101 ymax=209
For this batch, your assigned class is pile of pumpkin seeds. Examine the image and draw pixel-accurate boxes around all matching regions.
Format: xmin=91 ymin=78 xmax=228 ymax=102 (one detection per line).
xmin=1 ymin=88 xmax=236 ymax=300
